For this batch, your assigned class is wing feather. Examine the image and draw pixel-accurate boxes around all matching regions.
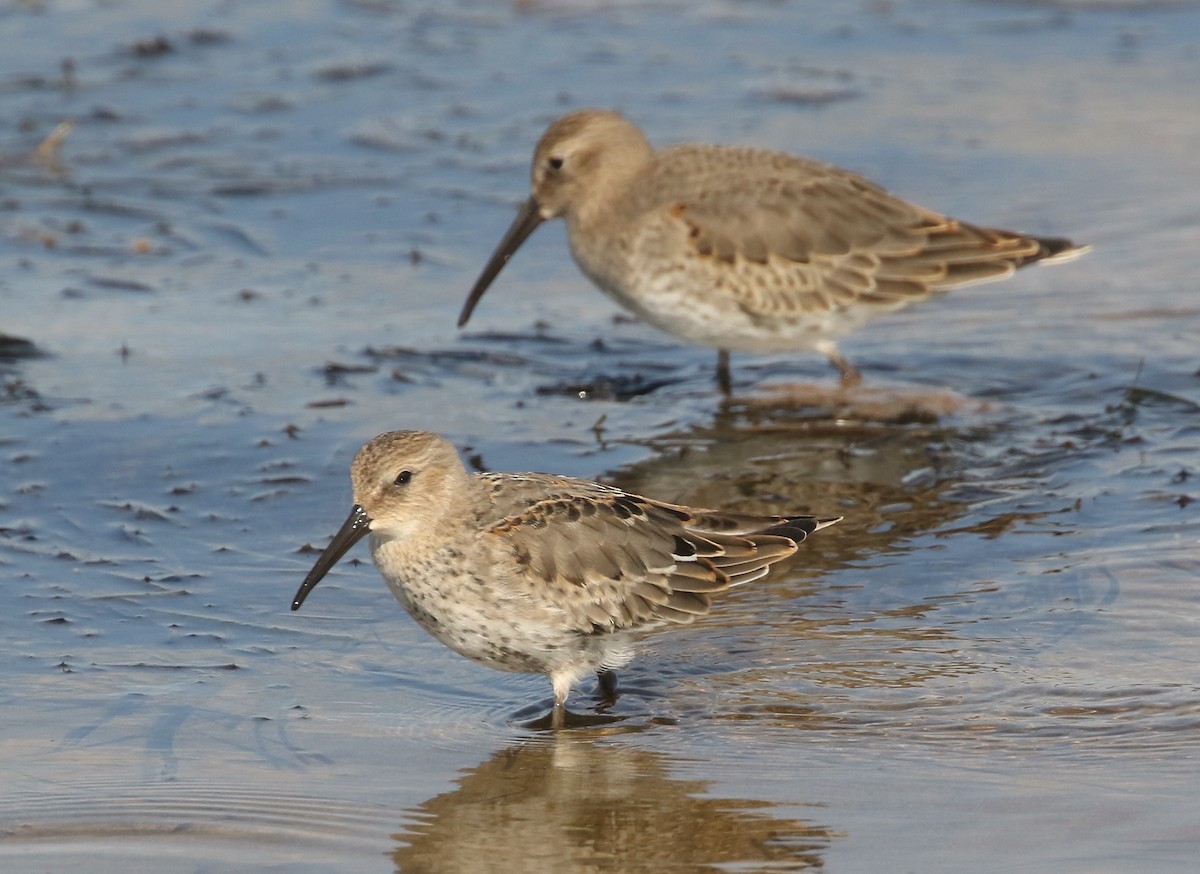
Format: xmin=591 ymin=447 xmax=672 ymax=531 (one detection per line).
xmin=481 ymin=473 xmax=836 ymax=634
xmin=638 ymin=144 xmax=1077 ymax=318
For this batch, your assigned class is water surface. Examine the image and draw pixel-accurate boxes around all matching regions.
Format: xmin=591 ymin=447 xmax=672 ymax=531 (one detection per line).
xmin=2 ymin=0 xmax=1198 ymax=871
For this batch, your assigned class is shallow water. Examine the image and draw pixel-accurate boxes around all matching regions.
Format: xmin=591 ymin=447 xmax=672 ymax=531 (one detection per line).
xmin=2 ymin=0 xmax=1199 ymax=871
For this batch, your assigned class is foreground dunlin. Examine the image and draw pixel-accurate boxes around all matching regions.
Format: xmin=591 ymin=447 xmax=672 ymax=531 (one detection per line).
xmin=292 ymin=430 xmax=839 ymax=726
xmin=458 ymin=109 xmax=1089 ymax=391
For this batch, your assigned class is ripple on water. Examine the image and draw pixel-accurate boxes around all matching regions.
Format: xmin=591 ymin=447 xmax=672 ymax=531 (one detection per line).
xmin=0 ymin=780 xmax=396 ymax=871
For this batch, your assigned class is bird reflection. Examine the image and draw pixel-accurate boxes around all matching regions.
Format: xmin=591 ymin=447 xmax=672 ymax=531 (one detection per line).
xmin=593 ymin=399 xmax=1021 ymax=701
xmin=391 ymin=732 xmax=836 ymax=872
xmin=606 ymin=395 xmax=974 ymax=566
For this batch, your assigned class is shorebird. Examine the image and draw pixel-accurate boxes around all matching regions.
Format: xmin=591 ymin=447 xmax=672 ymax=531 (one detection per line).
xmin=292 ymin=430 xmax=839 ymax=726
xmin=458 ymin=108 xmax=1089 ymax=392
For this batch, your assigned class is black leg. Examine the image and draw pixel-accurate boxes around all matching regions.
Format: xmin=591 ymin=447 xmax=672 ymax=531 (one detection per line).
xmin=716 ymin=349 xmax=732 ymax=395
xmin=596 ymin=669 xmax=618 ymax=704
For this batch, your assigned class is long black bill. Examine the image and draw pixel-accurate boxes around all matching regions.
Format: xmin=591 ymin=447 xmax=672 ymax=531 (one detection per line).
xmin=457 ymin=196 xmax=545 ymax=328
xmin=291 ymin=504 xmax=372 ymax=611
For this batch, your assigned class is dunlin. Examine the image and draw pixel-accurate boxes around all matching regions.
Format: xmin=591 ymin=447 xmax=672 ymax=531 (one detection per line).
xmin=458 ymin=109 xmax=1089 ymax=391
xmin=292 ymin=430 xmax=839 ymax=726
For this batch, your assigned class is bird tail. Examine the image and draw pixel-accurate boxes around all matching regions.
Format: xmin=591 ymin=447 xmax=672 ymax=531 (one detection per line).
xmin=1028 ymin=236 xmax=1092 ymax=266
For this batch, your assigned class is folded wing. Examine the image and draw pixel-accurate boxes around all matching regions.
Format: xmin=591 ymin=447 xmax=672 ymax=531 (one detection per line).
xmin=482 ymin=474 xmax=837 ymax=633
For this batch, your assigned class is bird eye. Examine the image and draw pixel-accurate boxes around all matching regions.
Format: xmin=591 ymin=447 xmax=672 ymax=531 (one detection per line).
xmin=547 ymin=156 xmax=564 ymax=170
xmin=393 ymin=470 xmax=413 ymax=486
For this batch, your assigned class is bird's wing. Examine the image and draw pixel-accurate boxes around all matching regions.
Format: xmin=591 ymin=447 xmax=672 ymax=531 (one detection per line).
xmin=644 ymin=145 xmax=1059 ymax=316
xmin=480 ymin=473 xmax=833 ymax=633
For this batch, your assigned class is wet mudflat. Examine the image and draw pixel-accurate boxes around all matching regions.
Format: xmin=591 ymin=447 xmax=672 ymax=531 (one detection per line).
xmin=1 ymin=0 xmax=1198 ymax=871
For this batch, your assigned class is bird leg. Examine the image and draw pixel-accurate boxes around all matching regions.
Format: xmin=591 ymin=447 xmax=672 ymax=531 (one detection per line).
xmin=816 ymin=340 xmax=862 ymax=387
xmin=716 ymin=349 xmax=732 ymax=395
xmin=549 ymin=703 xmax=566 ymax=730
xmin=595 ymin=669 xmax=618 ymax=706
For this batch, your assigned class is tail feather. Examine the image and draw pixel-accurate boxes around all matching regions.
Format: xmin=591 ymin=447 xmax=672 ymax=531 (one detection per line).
xmin=1030 ymin=236 xmax=1092 ymax=266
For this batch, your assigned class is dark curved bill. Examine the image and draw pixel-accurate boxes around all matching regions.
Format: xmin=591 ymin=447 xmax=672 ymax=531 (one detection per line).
xmin=457 ymin=196 xmax=545 ymax=328
xmin=291 ymin=503 xmax=372 ymax=611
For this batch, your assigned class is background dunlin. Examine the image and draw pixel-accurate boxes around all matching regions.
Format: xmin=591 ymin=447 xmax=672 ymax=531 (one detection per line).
xmin=459 ymin=108 xmax=1089 ymax=391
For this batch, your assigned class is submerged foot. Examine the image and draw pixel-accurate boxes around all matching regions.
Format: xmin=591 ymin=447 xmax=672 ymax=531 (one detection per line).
xmin=522 ymin=704 xmax=625 ymax=731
